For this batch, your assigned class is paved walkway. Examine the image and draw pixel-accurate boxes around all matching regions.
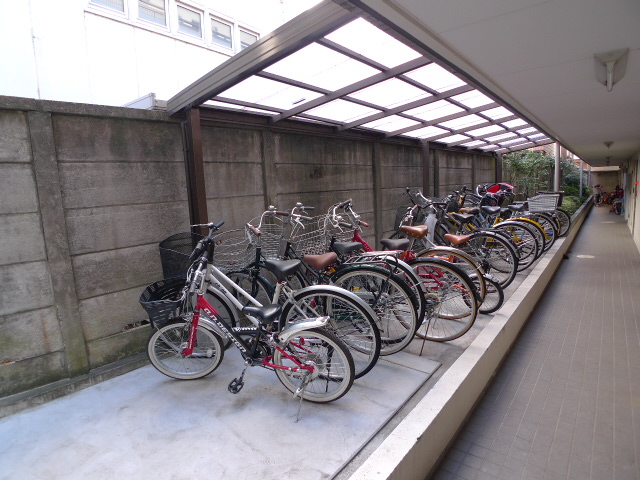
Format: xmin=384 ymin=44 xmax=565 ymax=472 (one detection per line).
xmin=432 ymin=205 xmax=640 ymax=479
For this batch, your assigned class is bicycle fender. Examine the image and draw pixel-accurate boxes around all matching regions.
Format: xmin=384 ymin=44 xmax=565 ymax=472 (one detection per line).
xmin=286 ymin=284 xmax=377 ymax=319
xmin=205 ymin=285 xmax=240 ymax=326
xmin=278 ymin=316 xmax=330 ymax=343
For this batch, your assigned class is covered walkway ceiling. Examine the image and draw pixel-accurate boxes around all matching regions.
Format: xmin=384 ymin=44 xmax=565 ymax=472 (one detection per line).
xmin=168 ymin=0 xmax=640 ymax=167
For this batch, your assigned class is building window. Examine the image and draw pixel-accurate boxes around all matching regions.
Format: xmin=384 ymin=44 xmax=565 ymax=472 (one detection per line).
xmin=139 ymin=0 xmax=165 ymax=25
xmin=239 ymin=29 xmax=258 ymax=50
xmin=91 ymin=0 xmax=124 ymax=11
xmin=177 ymin=5 xmax=202 ymax=38
xmin=211 ymin=18 xmax=232 ymax=49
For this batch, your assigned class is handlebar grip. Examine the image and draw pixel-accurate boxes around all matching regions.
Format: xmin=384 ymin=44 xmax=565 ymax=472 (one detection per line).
xmin=360 ymin=220 xmax=370 ymax=228
xmin=188 ymin=239 xmax=205 ymax=262
xmin=338 ymin=198 xmax=353 ymax=208
xmin=299 ymin=215 xmax=314 ymax=221
xmin=247 ymin=224 xmax=261 ymax=236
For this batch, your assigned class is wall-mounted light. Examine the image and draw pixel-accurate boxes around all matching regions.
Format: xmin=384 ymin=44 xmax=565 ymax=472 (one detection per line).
xmin=594 ymin=49 xmax=629 ymax=92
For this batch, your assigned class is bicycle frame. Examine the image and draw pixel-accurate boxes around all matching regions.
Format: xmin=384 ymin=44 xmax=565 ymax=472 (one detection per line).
xmin=185 ymin=263 xmax=329 ymax=374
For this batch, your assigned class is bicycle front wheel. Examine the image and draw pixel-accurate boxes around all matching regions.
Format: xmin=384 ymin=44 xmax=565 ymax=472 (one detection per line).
xmin=147 ymin=321 xmax=225 ymax=380
xmin=273 ymin=328 xmax=354 ymax=403
xmin=281 ymin=288 xmax=381 ymax=378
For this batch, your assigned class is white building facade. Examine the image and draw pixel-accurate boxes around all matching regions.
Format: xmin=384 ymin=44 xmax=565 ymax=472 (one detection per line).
xmin=1 ymin=0 xmax=320 ymax=107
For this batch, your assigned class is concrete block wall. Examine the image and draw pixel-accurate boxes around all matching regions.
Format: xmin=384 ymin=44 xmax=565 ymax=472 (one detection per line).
xmin=0 ymin=95 xmax=496 ymax=398
xmin=0 ymin=97 xmax=187 ymax=397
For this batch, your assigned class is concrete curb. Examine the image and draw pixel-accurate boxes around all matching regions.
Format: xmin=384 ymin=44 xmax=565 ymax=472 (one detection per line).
xmin=348 ymin=199 xmax=593 ymax=480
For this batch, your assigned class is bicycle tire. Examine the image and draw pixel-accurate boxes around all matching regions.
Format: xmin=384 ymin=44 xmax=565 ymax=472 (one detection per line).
xmin=554 ymin=208 xmax=572 ymax=237
xmin=456 ymin=230 xmax=519 ymax=288
xmin=508 ymin=217 xmax=546 ymax=257
xmin=273 ymin=327 xmax=354 ymax=403
xmin=493 ymin=221 xmax=539 ymax=271
xmin=478 ymin=275 xmax=504 ymax=314
xmin=281 ymin=287 xmax=381 ymax=378
xmin=527 ymin=213 xmax=557 ymax=252
xmin=330 ymin=265 xmax=419 ymax=356
xmin=408 ymin=257 xmax=478 ymax=341
xmin=147 ymin=321 xmax=225 ymax=380
xmin=416 ymin=246 xmax=487 ymax=303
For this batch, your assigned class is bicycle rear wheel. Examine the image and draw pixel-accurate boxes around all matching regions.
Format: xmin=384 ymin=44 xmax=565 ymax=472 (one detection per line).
xmin=409 ymin=258 xmax=478 ymax=341
xmin=493 ymin=221 xmax=539 ymax=271
xmin=554 ymin=208 xmax=572 ymax=237
xmin=147 ymin=321 xmax=225 ymax=380
xmin=330 ymin=265 xmax=419 ymax=356
xmin=281 ymin=287 xmax=380 ymax=378
xmin=478 ymin=275 xmax=504 ymax=314
xmin=273 ymin=327 xmax=354 ymax=403
xmin=456 ymin=231 xmax=519 ymax=288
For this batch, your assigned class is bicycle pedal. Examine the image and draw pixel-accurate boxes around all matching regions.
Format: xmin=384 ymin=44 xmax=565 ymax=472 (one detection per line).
xmin=228 ymin=378 xmax=244 ymax=394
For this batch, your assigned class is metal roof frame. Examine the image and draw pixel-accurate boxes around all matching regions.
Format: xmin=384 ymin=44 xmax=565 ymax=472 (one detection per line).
xmin=167 ymin=0 xmax=554 ymax=155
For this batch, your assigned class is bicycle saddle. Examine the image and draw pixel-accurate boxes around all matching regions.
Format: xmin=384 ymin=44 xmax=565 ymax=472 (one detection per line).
xmin=508 ymin=203 xmax=527 ymax=212
xmin=303 ymin=252 xmax=338 ymax=270
xmin=444 ymin=234 xmax=471 ymax=246
xmin=450 ymin=213 xmax=475 ymax=224
xmin=481 ymin=206 xmax=501 ymax=215
xmin=400 ymin=224 xmax=429 ymax=239
xmin=332 ymin=241 xmax=363 ymax=256
xmin=459 ymin=207 xmax=480 ymax=215
xmin=263 ymin=259 xmax=302 ymax=280
xmin=380 ymin=237 xmax=411 ymax=251
xmin=241 ymin=304 xmax=282 ymax=326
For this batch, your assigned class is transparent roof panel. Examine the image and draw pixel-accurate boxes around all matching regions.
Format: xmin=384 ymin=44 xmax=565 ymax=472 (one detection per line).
xmin=482 ymin=106 xmax=513 ymax=120
xmin=325 ymin=18 xmax=421 ymax=69
xmin=466 ymin=124 xmax=505 ymax=137
xmin=500 ymin=138 xmax=529 ymax=146
xmin=450 ymin=90 xmax=494 ymax=108
xmin=517 ymin=127 xmax=538 ymax=134
xmin=402 ymin=126 xmax=449 ymax=139
xmin=502 ymin=119 xmax=528 ymax=129
xmin=219 ymin=76 xmax=324 ymax=110
xmin=440 ymin=134 xmax=473 ymax=144
xmin=263 ymin=43 xmax=379 ymax=91
xmin=439 ymin=114 xmax=485 ymax=130
xmin=304 ymin=99 xmax=381 ymax=123
xmin=361 ymin=115 xmax=421 ymax=132
xmin=348 ymin=78 xmax=431 ymax=109
xmin=460 ymin=140 xmax=489 ymax=148
xmin=404 ymin=99 xmax=463 ymax=122
xmin=529 ymin=133 xmax=546 ymax=139
xmin=403 ymin=63 xmax=466 ymax=92
xmin=485 ymin=132 xmax=518 ymax=142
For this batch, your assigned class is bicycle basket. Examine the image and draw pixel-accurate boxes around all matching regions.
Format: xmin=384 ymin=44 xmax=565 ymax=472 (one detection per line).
xmin=537 ymin=191 xmax=564 ymax=207
xmin=527 ymin=193 xmax=560 ymax=212
xmin=211 ymin=229 xmax=255 ymax=272
xmin=289 ymin=214 xmax=331 ymax=256
xmin=159 ymin=232 xmax=205 ymax=278
xmin=139 ymin=277 xmax=187 ymax=329
xmin=393 ymin=206 xmax=412 ymax=233
xmin=246 ymin=213 xmax=286 ymax=259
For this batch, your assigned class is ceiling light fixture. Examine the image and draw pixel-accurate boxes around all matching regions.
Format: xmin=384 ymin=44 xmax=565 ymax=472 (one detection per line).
xmin=594 ymin=49 xmax=629 ymax=92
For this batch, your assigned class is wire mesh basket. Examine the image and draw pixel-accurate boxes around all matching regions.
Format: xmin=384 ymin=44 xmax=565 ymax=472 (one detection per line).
xmin=536 ymin=191 xmax=564 ymax=207
xmin=526 ymin=193 xmax=560 ymax=212
xmin=323 ymin=213 xmax=356 ymax=243
xmin=289 ymin=214 xmax=332 ymax=256
xmin=139 ymin=277 xmax=187 ymax=329
xmin=159 ymin=232 xmax=205 ymax=278
xmin=246 ymin=213 xmax=287 ymax=260
xmin=211 ymin=229 xmax=255 ymax=272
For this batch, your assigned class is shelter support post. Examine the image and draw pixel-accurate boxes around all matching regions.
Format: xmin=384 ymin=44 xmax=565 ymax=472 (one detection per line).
xmin=422 ymin=141 xmax=431 ymax=196
xmin=182 ymin=107 xmax=209 ymax=233
xmin=372 ymin=142 xmax=383 ymax=247
xmin=554 ymin=142 xmax=561 ymax=191
xmin=495 ymin=153 xmax=503 ymax=183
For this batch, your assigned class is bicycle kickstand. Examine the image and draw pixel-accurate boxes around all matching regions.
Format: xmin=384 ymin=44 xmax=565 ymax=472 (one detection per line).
xmin=294 ymin=377 xmax=311 ymax=423
xmin=228 ymin=362 xmax=249 ymax=394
